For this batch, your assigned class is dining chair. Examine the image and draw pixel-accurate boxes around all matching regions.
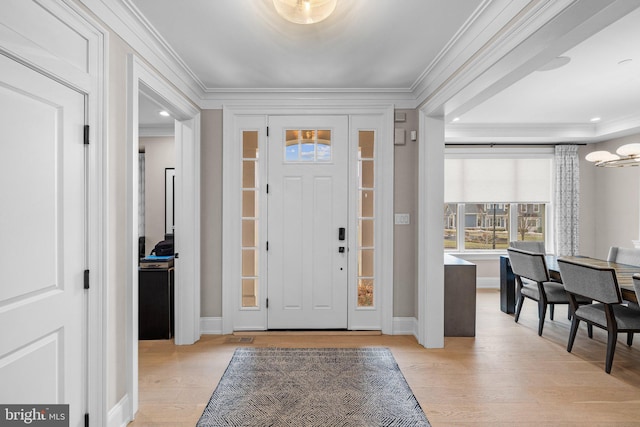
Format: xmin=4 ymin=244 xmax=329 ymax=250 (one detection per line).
xmin=507 ymin=248 xmax=586 ymax=336
xmin=608 ymin=247 xmax=640 ymax=309
xmin=558 ymin=259 xmax=640 ymax=373
xmin=509 ymin=241 xmax=545 ymax=254
xmin=607 ymin=246 xmax=640 ymax=266
xmin=508 ymin=241 xmax=565 ymax=319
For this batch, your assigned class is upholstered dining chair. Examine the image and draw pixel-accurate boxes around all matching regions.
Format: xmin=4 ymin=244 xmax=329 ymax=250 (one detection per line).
xmin=607 ymin=246 xmax=640 ymax=266
xmin=558 ymin=259 xmax=640 ymax=374
xmin=608 ymin=247 xmax=640 ymax=309
xmin=509 ymin=240 xmax=563 ymax=283
xmin=509 ymin=240 xmax=546 ymax=254
xmin=507 ymin=248 xmax=586 ymax=336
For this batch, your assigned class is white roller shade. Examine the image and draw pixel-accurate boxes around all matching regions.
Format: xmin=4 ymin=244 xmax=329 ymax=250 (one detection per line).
xmin=445 ymin=158 xmax=552 ymax=203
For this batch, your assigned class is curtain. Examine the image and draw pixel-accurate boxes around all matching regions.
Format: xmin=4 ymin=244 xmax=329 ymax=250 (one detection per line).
xmin=555 ymin=145 xmax=579 ymax=255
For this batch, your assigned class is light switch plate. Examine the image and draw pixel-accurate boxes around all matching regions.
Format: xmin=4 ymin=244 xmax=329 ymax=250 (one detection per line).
xmin=395 ymin=213 xmax=410 ymax=225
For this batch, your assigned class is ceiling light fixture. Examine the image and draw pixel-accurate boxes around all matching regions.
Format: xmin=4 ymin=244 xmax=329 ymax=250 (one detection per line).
xmin=586 ymin=143 xmax=640 ymax=167
xmin=451 ymin=117 xmax=460 ymax=122
xmin=159 ymin=111 xmax=170 ymax=117
xmin=272 ymin=0 xmax=337 ymax=24
xmin=589 ymin=117 xmax=601 ymax=122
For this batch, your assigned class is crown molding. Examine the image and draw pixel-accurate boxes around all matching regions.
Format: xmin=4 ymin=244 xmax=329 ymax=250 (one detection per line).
xmin=446 ymin=114 xmax=640 ymax=143
xmin=80 ymin=0 xmax=204 ymax=103
xmin=446 ymin=122 xmax=595 ymax=143
xmin=424 ymin=0 xmax=640 ymax=119
xmin=199 ymin=90 xmax=418 ymax=110
xmin=80 ymin=0 xmax=640 ymax=136
xmin=594 ymin=114 xmax=640 ymax=142
xmin=417 ymin=0 xmax=580 ymax=116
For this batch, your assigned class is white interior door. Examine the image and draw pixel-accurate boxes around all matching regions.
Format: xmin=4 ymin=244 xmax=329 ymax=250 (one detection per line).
xmin=0 ymin=55 xmax=86 ymax=424
xmin=267 ymin=116 xmax=349 ymax=329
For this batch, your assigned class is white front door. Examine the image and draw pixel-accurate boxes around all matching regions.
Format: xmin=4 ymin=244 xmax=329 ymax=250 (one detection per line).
xmin=0 ymin=55 xmax=86 ymax=425
xmin=267 ymin=116 xmax=349 ymax=329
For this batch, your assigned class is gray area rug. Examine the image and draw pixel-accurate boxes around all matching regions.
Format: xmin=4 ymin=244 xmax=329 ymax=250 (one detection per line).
xmin=197 ymin=347 xmax=431 ymax=426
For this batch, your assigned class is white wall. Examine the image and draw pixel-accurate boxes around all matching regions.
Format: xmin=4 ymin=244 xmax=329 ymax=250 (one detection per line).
xmin=141 ymin=136 xmax=175 ymax=252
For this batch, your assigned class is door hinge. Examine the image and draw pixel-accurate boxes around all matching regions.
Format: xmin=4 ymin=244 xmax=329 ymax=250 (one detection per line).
xmin=266 ymin=184 xmax=269 ymax=194
xmin=84 ymin=413 xmax=89 ymax=427
xmin=83 ymin=125 xmax=90 ymax=145
xmin=84 ymin=269 xmax=90 ymax=290
xmin=266 ymin=241 xmax=269 ymax=251
xmin=266 ymin=298 xmax=269 ymax=309
xmin=266 ymin=126 xmax=269 ymax=137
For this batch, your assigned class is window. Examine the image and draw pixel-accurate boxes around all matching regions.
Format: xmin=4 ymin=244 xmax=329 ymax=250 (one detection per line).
xmin=464 ymin=203 xmax=510 ymax=250
xmin=284 ymin=129 xmax=332 ymax=162
xmin=357 ymin=130 xmax=375 ymax=307
xmin=444 ymin=149 xmax=553 ymax=252
xmin=241 ymin=131 xmax=259 ymax=307
xmin=444 ymin=203 xmax=457 ymax=250
xmin=516 ymin=203 xmax=545 ymax=242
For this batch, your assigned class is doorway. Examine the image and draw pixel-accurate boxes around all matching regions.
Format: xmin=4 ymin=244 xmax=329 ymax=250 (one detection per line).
xmin=127 ymin=55 xmax=201 ymax=418
xmin=266 ymin=115 xmax=349 ymax=329
xmin=223 ymin=108 xmax=395 ymax=333
xmin=138 ymin=92 xmax=176 ymax=260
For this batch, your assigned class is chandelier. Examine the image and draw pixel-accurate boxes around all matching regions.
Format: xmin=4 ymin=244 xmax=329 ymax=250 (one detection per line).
xmin=272 ymin=0 xmax=337 ymax=25
xmin=585 ymin=143 xmax=640 ymax=167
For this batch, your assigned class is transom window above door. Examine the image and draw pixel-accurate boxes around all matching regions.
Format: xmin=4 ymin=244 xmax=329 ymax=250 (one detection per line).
xmin=285 ymin=129 xmax=332 ymax=162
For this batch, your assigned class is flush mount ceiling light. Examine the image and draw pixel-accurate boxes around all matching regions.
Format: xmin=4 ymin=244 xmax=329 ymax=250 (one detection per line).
xmin=159 ymin=110 xmax=170 ymax=117
xmin=586 ymin=143 xmax=640 ymax=167
xmin=273 ymin=0 xmax=337 ymax=24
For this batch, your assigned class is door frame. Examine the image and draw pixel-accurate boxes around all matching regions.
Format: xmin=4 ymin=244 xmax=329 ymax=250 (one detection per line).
xmin=222 ymin=105 xmax=394 ymax=334
xmin=126 ymin=54 xmax=201 ymax=416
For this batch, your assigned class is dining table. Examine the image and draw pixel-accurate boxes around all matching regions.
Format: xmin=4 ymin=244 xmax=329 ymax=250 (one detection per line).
xmin=499 ymin=254 xmax=639 ymax=314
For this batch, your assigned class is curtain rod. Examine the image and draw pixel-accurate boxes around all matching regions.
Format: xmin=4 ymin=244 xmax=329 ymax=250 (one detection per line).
xmin=445 ymin=142 xmax=587 ymax=147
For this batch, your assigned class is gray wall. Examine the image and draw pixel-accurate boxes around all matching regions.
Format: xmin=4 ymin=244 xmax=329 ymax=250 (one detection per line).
xmin=580 ymin=135 xmax=640 ymax=259
xmin=201 ymin=110 xmax=224 ymax=317
xmin=393 ymin=110 xmax=419 ymax=317
xmin=106 ymin=31 xmax=130 ymax=411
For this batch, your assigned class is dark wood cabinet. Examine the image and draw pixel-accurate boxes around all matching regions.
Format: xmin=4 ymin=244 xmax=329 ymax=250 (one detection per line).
xmin=444 ymin=255 xmax=476 ymax=337
xmin=139 ymin=268 xmax=174 ymax=340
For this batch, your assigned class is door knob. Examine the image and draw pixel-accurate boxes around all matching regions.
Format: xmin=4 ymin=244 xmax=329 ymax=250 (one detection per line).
xmin=338 ymin=246 xmax=345 ymax=253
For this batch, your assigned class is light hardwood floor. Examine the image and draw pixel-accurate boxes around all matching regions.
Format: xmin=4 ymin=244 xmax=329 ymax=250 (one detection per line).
xmin=131 ymin=289 xmax=640 ymax=426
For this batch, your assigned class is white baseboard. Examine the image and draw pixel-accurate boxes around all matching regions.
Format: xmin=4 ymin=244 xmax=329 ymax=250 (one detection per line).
xmin=200 ymin=317 xmax=223 ymax=334
xmin=199 ymin=316 xmax=420 ymax=338
xmin=393 ymin=317 xmax=418 ymax=339
xmin=477 ymin=277 xmax=499 ymax=289
xmin=108 ymin=394 xmax=131 ymax=427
